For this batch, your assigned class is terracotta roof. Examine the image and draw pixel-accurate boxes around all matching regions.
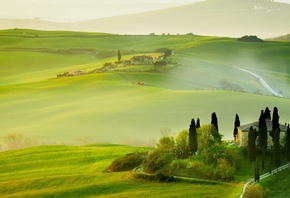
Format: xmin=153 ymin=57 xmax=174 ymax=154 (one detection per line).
xmin=238 ymin=119 xmax=287 ymax=132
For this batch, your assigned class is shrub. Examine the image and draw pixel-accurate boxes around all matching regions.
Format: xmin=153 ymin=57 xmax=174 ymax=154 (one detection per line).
xmin=143 ymin=149 xmax=175 ymax=174
xmin=170 ymin=159 xmax=188 ymax=171
xmin=243 ymin=184 xmax=269 ymax=198
xmin=106 ymin=152 xmax=147 ymax=172
xmin=175 ymin=130 xmax=190 ymax=159
xmin=156 ymin=171 xmax=175 ymax=182
xmin=154 ymin=60 xmax=167 ymax=66
xmin=201 ymin=144 xmax=226 ymax=165
xmin=214 ymin=158 xmax=236 ymax=181
xmin=157 ymin=136 xmax=175 ymax=152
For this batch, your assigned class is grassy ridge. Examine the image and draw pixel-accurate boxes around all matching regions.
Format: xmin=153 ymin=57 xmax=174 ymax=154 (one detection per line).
xmin=0 ymin=29 xmax=193 ymax=50
xmin=0 ymin=145 xmax=242 ymax=198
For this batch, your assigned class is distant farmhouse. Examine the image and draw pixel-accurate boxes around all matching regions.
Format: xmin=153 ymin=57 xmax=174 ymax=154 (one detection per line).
xmin=235 ymin=119 xmax=287 ymax=147
xmin=68 ymin=70 xmax=85 ymax=76
xmin=131 ymin=56 xmax=153 ymax=65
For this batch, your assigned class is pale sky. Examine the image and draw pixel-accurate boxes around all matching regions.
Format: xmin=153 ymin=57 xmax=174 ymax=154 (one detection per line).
xmin=1 ymin=0 xmax=290 ymax=22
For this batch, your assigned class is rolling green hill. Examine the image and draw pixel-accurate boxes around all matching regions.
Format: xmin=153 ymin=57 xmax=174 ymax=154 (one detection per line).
xmin=0 ymin=145 xmax=243 ymax=198
xmin=0 ymin=29 xmax=290 ymax=145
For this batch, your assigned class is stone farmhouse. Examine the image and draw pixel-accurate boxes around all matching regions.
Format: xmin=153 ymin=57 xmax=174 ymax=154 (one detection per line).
xmin=131 ymin=56 xmax=153 ymax=65
xmin=68 ymin=70 xmax=85 ymax=76
xmin=235 ymin=119 xmax=287 ymax=147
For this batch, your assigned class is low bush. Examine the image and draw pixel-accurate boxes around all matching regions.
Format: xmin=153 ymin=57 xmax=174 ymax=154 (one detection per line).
xmin=243 ymin=184 xmax=269 ymax=198
xmin=213 ymin=158 xmax=236 ymax=181
xmin=156 ymin=171 xmax=175 ymax=182
xmin=143 ymin=149 xmax=175 ymax=174
xmin=105 ymin=152 xmax=147 ymax=172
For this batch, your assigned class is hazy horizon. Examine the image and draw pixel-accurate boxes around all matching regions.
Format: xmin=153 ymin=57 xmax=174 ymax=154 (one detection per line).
xmin=1 ymin=0 xmax=290 ymax=23
xmin=0 ymin=0 xmax=202 ymax=22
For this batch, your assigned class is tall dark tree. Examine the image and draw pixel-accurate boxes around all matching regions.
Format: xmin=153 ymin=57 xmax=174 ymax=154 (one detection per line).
xmin=211 ymin=112 xmax=219 ymax=132
xmin=273 ymin=128 xmax=281 ymax=169
xmin=285 ymin=124 xmax=290 ymax=165
xmin=258 ymin=110 xmax=267 ymax=170
xmin=258 ymin=110 xmax=268 ymax=150
xmin=248 ymin=126 xmax=257 ymax=164
xmin=196 ymin=118 xmax=201 ymax=129
xmin=211 ymin=112 xmax=222 ymax=143
xmin=117 ymin=50 xmax=122 ymax=62
xmin=233 ymin=114 xmax=240 ymax=140
xmin=264 ymin=107 xmax=271 ymax=120
xmin=271 ymin=107 xmax=280 ymax=141
xmin=189 ymin=119 xmax=198 ymax=156
xmin=255 ymin=159 xmax=260 ymax=182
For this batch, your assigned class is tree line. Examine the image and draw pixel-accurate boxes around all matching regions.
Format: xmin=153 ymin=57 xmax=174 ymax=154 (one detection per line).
xmin=246 ymin=107 xmax=290 ymax=182
xmin=142 ymin=112 xmax=238 ymax=181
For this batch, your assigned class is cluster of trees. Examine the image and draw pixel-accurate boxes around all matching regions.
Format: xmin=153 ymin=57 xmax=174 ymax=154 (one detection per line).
xmin=1 ymin=133 xmax=37 ymax=151
xmin=155 ymin=48 xmax=172 ymax=59
xmin=247 ymin=107 xmax=290 ymax=182
xmin=155 ymin=112 xmax=221 ymax=160
xmin=237 ymin=35 xmax=264 ymax=42
xmin=142 ymin=112 xmax=237 ymax=181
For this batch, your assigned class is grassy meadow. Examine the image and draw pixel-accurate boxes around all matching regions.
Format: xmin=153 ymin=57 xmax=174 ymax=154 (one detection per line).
xmin=0 ymin=29 xmax=290 ymax=197
xmin=0 ymin=145 xmax=243 ymax=198
xmin=1 ymin=29 xmax=290 ymax=145
xmin=260 ymin=167 xmax=290 ymax=197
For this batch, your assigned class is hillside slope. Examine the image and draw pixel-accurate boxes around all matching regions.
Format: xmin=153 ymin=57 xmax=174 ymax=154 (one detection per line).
xmin=1 ymin=0 xmax=290 ymax=38
xmin=0 ymin=30 xmax=290 ymax=143
xmin=0 ymin=145 xmax=242 ymax=198
xmin=78 ymin=0 xmax=290 ymax=37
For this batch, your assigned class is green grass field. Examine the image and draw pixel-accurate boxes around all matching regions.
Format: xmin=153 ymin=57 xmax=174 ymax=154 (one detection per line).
xmin=1 ymin=29 xmax=290 ymax=144
xmin=260 ymin=167 xmax=290 ymax=197
xmin=0 ymin=145 xmax=243 ymax=198
xmin=0 ymin=29 xmax=290 ymax=197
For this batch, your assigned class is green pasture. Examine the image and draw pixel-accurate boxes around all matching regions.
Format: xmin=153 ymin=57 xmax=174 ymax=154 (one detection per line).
xmin=1 ymin=72 xmax=290 ymax=144
xmin=0 ymin=29 xmax=194 ymax=50
xmin=0 ymin=145 xmax=242 ymax=198
xmin=260 ymin=167 xmax=290 ymax=197
xmin=0 ymin=29 xmax=290 ymax=144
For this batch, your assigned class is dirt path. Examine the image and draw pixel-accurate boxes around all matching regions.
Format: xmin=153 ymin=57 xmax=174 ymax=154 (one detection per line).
xmin=238 ymin=68 xmax=283 ymax=97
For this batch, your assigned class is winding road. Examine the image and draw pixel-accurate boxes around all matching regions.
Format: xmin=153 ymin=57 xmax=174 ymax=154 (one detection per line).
xmin=238 ymin=68 xmax=283 ymax=97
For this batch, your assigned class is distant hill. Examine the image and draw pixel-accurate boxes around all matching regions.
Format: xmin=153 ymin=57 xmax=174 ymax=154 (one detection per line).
xmin=1 ymin=0 xmax=290 ymax=38
xmin=77 ymin=0 xmax=290 ymax=38
xmin=269 ymin=34 xmax=290 ymax=41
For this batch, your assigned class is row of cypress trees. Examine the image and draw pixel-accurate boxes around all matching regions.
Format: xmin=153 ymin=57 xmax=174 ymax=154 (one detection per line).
xmin=188 ymin=112 xmax=220 ymax=156
xmin=246 ymin=107 xmax=290 ymax=182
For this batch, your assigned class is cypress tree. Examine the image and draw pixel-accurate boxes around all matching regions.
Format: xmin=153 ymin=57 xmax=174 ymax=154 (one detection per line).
xmin=273 ymin=128 xmax=281 ymax=170
xmin=256 ymin=160 xmax=260 ymax=182
xmin=233 ymin=114 xmax=240 ymax=140
xmin=248 ymin=126 xmax=257 ymax=164
xmin=211 ymin=112 xmax=222 ymax=143
xmin=258 ymin=110 xmax=267 ymax=170
xmin=211 ymin=112 xmax=219 ymax=132
xmin=118 ymin=50 xmax=122 ymax=62
xmin=189 ymin=119 xmax=198 ymax=156
xmin=271 ymin=107 xmax=280 ymax=141
xmin=258 ymin=110 xmax=268 ymax=150
xmin=285 ymin=124 xmax=290 ymax=165
xmin=196 ymin=118 xmax=201 ymax=129
xmin=264 ymin=107 xmax=271 ymax=120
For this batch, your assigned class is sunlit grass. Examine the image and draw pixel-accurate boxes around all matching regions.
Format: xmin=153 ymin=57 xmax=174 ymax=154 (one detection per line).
xmin=0 ymin=145 xmax=243 ymax=198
